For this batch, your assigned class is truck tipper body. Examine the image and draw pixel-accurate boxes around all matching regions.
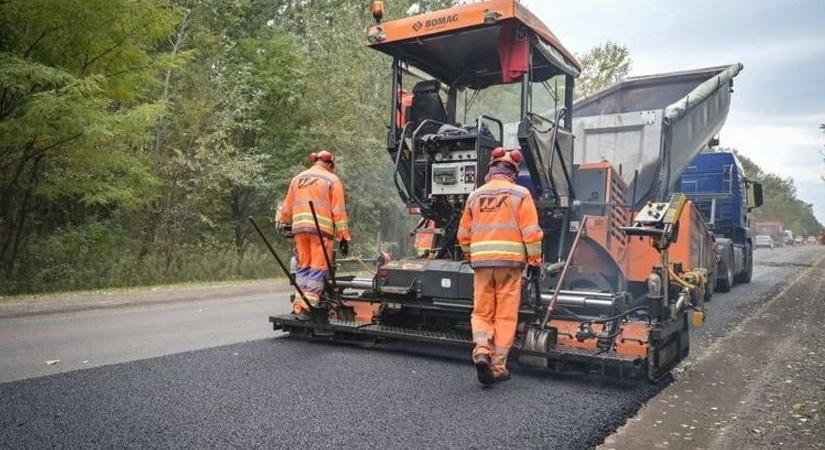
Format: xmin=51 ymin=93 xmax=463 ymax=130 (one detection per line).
xmin=681 ymin=151 xmax=763 ymax=291
xmin=570 ymin=64 xmax=745 ymax=298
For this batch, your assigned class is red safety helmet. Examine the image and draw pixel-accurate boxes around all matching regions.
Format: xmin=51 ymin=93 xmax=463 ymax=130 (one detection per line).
xmin=489 ymin=147 xmax=522 ymax=171
xmin=309 ymin=150 xmax=335 ymax=165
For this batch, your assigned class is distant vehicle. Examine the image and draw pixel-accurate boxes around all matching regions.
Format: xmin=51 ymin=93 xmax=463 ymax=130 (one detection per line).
xmin=783 ymin=230 xmax=794 ymax=246
xmin=755 ymin=235 xmax=774 ymax=249
xmin=794 ymin=237 xmax=803 ymax=245
xmin=806 ymin=236 xmax=818 ymax=244
xmin=755 ymin=221 xmax=784 ymax=247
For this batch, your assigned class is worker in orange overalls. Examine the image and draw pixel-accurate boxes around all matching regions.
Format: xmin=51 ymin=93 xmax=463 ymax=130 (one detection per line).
xmin=458 ymin=147 xmax=543 ymax=385
xmin=276 ymin=150 xmax=351 ymax=320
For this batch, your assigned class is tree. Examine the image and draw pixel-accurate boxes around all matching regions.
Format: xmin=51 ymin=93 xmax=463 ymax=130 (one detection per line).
xmin=733 ymin=149 xmax=823 ymax=235
xmin=575 ymin=41 xmax=632 ymax=100
xmin=145 ymin=0 xmax=312 ymax=268
xmin=0 ymin=0 xmax=180 ymax=288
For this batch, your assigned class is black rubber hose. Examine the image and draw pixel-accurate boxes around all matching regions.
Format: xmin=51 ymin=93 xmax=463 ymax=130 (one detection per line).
xmin=553 ymin=305 xmax=650 ymax=325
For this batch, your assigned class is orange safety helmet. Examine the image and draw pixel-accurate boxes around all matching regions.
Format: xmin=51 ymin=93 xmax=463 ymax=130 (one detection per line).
xmin=489 ymin=147 xmax=522 ymax=171
xmin=309 ymin=150 xmax=335 ymax=165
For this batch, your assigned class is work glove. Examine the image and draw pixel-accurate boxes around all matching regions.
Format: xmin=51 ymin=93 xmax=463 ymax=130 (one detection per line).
xmin=525 ymin=264 xmax=542 ymax=282
xmin=339 ymin=239 xmax=350 ymax=257
xmin=275 ymin=221 xmax=293 ymax=238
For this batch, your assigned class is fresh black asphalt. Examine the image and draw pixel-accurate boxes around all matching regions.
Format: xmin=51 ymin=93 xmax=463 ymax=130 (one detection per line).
xmin=1 ymin=246 xmax=821 ymax=449
xmin=0 ymin=338 xmax=660 ymax=449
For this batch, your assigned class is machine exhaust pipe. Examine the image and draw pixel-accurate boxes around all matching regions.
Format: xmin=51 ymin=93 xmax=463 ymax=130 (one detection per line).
xmin=540 ymin=293 xmax=615 ymax=309
xmin=338 ymin=278 xmax=375 ymax=290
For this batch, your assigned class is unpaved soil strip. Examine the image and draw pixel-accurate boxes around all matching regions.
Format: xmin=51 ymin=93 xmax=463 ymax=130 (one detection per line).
xmin=601 ymin=252 xmax=825 ymax=450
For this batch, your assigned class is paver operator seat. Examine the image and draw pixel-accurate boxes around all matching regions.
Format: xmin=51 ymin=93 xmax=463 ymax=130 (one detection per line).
xmin=409 ymin=80 xmax=447 ymax=125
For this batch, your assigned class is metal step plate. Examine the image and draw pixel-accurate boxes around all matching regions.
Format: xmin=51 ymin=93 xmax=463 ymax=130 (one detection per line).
xmin=270 ymin=314 xmax=472 ymax=346
xmin=548 ymin=346 xmax=639 ymax=362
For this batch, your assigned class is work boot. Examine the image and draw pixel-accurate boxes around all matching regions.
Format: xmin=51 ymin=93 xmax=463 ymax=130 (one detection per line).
xmin=474 ymin=354 xmax=495 ymax=385
xmin=312 ymin=308 xmax=330 ymax=325
xmin=293 ymin=310 xmax=312 ymax=321
xmin=494 ymin=370 xmax=511 ymax=383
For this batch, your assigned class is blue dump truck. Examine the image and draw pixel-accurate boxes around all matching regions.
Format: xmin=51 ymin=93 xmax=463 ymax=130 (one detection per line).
xmin=681 ymin=151 xmax=763 ymax=292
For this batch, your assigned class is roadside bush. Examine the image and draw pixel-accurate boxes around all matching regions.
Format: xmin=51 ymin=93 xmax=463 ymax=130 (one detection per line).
xmin=1 ymin=220 xmax=281 ymax=296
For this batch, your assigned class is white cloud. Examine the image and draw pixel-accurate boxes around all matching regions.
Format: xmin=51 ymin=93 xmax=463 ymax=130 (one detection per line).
xmin=629 ymin=38 xmax=825 ymax=76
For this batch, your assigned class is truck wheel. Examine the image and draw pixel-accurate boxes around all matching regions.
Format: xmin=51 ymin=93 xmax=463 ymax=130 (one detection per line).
xmin=716 ymin=256 xmax=733 ymax=293
xmin=736 ymin=244 xmax=753 ymax=284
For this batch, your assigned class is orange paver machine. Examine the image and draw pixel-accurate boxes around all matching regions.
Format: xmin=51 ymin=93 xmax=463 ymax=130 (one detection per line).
xmin=267 ymin=1 xmax=741 ymax=381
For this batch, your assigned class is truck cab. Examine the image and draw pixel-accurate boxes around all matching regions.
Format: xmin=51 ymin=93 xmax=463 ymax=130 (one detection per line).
xmin=681 ymin=151 xmax=763 ymax=291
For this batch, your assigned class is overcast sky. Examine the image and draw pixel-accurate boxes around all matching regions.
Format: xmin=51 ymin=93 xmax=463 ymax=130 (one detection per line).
xmin=520 ymin=0 xmax=825 ymax=223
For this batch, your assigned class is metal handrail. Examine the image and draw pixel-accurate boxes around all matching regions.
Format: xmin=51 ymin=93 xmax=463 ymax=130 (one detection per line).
xmin=476 ymin=115 xmax=503 ymax=145
xmin=409 ymin=119 xmax=443 ymax=209
xmin=392 ymin=122 xmax=412 ymax=204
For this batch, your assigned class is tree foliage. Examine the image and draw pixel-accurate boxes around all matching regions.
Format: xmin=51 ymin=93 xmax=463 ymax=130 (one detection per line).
xmin=733 ymin=150 xmax=823 ymax=236
xmin=3 ymin=2 xmax=817 ymax=295
xmin=0 ymin=0 xmax=179 ymax=291
xmin=575 ymin=41 xmax=632 ymax=100
xmin=0 ymin=0 xmax=456 ymax=294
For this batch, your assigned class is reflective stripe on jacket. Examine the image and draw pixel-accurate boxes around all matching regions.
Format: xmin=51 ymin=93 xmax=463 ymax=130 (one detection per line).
xmin=457 ymin=176 xmax=543 ymax=268
xmin=277 ymin=165 xmax=351 ymax=241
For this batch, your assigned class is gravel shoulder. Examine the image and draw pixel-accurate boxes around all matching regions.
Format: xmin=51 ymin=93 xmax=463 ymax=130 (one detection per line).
xmin=601 ymin=250 xmax=825 ymax=449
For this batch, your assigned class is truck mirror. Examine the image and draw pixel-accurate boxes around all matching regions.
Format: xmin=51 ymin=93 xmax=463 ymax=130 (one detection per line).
xmin=748 ymin=182 xmax=764 ymax=210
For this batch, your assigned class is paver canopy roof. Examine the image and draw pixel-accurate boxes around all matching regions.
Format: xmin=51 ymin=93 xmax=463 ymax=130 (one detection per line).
xmin=367 ymin=0 xmax=581 ymax=89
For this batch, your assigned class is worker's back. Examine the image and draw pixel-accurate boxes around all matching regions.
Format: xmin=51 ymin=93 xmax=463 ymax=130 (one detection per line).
xmin=283 ymin=165 xmax=346 ymax=238
xmin=460 ymin=176 xmax=541 ymax=268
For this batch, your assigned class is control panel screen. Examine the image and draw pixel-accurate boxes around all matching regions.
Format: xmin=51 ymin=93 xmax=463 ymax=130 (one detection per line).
xmin=431 ymin=162 xmax=477 ymax=195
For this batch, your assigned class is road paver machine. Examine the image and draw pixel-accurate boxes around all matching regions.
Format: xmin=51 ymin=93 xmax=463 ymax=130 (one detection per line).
xmin=266 ymin=0 xmax=739 ymax=381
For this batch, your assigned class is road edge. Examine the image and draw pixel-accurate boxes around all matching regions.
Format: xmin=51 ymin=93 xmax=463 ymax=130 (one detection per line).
xmin=598 ymin=251 xmax=825 ymax=449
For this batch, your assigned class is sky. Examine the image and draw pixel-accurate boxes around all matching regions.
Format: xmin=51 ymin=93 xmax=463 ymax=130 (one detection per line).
xmin=521 ymin=0 xmax=825 ymax=223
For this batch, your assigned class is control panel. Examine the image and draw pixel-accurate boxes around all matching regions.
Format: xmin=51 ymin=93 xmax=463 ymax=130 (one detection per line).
xmin=632 ymin=194 xmax=687 ymax=226
xmin=430 ymin=150 xmax=477 ymax=196
xmin=431 ymin=162 xmax=477 ymax=195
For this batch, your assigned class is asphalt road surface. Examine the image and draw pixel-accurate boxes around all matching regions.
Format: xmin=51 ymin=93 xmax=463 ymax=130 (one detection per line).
xmin=1 ymin=246 xmax=823 ymax=449
xmin=0 ymin=283 xmax=294 ymax=383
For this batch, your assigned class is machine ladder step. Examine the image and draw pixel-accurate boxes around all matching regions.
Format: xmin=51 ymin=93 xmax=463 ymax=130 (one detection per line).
xmin=270 ymin=314 xmax=472 ymax=346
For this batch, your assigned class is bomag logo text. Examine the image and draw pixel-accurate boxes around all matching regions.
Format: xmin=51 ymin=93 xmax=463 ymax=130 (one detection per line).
xmin=416 ymin=14 xmax=459 ymax=31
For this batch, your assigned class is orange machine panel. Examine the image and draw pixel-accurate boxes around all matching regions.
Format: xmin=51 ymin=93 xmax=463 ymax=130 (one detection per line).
xmin=346 ymin=301 xmax=379 ymax=324
xmin=577 ymin=162 xmax=631 ymax=269
xmin=614 ymin=322 xmax=649 ymax=359
xmin=626 ymin=201 xmax=715 ymax=283
xmin=550 ymin=319 xmax=602 ymax=351
xmin=550 ymin=319 xmax=650 ymax=359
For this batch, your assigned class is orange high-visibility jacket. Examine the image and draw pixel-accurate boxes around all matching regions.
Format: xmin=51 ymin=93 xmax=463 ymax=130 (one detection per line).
xmin=458 ymin=176 xmax=543 ymax=268
xmin=277 ymin=165 xmax=351 ymax=241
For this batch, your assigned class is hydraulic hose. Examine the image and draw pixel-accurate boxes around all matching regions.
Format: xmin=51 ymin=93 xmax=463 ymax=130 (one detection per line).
xmin=668 ymin=267 xmax=694 ymax=290
xmin=553 ymin=305 xmax=650 ymax=325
